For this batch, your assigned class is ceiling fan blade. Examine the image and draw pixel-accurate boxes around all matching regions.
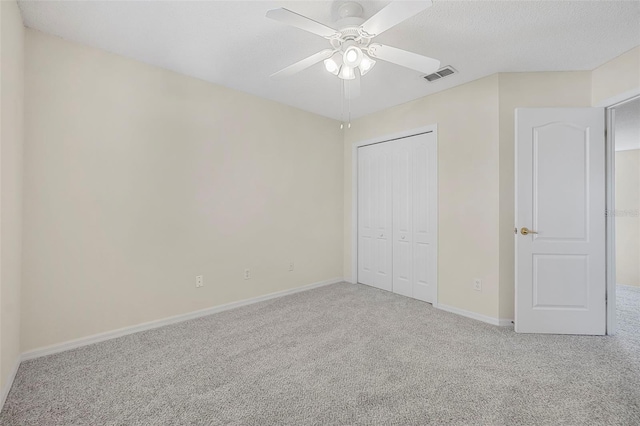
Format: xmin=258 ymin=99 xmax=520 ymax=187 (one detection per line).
xmin=368 ymin=43 xmax=440 ymax=74
xmin=266 ymin=8 xmax=338 ymax=38
xmin=271 ymin=49 xmax=334 ymax=79
xmin=345 ymin=71 xmax=361 ymax=100
xmin=361 ymin=0 xmax=432 ymax=37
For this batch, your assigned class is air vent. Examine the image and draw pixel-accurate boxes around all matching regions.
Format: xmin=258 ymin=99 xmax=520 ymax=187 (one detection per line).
xmin=423 ymin=66 xmax=457 ymax=83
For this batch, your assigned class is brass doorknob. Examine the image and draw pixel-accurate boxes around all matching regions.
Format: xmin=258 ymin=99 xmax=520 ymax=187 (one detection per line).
xmin=520 ymin=227 xmax=538 ymax=235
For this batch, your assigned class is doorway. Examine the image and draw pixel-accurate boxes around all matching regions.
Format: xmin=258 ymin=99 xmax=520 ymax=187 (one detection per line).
xmin=608 ymin=96 xmax=640 ymax=336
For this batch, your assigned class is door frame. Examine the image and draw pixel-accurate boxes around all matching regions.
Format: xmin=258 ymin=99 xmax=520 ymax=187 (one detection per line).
xmin=605 ymin=105 xmax=616 ymax=335
xmin=601 ymin=92 xmax=640 ymax=335
xmin=350 ymin=124 xmax=438 ymax=306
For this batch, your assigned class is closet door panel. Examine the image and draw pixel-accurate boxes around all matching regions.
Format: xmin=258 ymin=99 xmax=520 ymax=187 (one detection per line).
xmin=357 ymin=146 xmax=375 ymax=286
xmin=373 ymin=145 xmax=393 ymax=292
xmin=358 ymin=143 xmax=392 ymax=292
xmin=392 ymin=139 xmax=413 ymax=297
xmin=412 ymin=134 xmax=437 ymax=303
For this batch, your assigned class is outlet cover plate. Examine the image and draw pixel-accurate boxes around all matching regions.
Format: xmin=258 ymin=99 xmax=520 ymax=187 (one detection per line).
xmin=473 ymin=279 xmax=482 ymax=291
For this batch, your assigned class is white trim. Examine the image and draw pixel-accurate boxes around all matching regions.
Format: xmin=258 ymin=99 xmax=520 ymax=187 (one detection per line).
xmin=594 ymin=88 xmax=640 ymax=108
xmin=0 ymin=357 xmax=21 ymax=411
xmin=605 ymin=107 xmax=617 ymax=335
xmin=350 ymin=124 xmax=439 ymax=306
xmin=514 ymin=109 xmax=521 ymax=332
xmin=499 ymin=318 xmax=515 ymax=327
xmin=435 ymin=303 xmax=512 ymax=327
xmin=21 ymin=277 xmax=343 ymax=361
xmin=617 ymin=283 xmax=640 ymax=289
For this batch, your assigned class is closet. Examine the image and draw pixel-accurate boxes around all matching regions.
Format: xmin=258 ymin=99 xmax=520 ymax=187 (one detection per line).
xmin=357 ymin=131 xmax=437 ymax=303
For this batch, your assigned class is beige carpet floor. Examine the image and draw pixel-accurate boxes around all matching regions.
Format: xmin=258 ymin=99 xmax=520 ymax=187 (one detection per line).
xmin=1 ymin=283 xmax=639 ymax=425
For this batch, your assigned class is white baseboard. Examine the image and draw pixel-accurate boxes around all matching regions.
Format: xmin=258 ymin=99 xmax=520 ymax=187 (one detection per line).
xmin=0 ymin=357 xmax=21 ymax=411
xmin=436 ymin=303 xmax=513 ymax=327
xmin=618 ymin=283 xmax=640 ymax=289
xmin=499 ymin=318 xmax=515 ymax=327
xmin=21 ymin=277 xmax=343 ymax=361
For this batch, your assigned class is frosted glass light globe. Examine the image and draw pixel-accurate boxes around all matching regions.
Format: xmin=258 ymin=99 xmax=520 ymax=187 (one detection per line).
xmin=343 ymin=46 xmax=362 ymax=67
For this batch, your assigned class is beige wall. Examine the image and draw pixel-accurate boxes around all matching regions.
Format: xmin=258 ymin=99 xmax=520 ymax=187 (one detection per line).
xmin=0 ymin=0 xmax=24 ymax=392
xmin=592 ymin=46 xmax=640 ymax=106
xmin=21 ymin=30 xmax=344 ymax=352
xmin=615 ymin=149 xmax=640 ymax=287
xmin=14 ymin=21 xmax=640 ymax=354
xmin=344 ymin=75 xmax=501 ymax=319
xmin=497 ymin=72 xmax=592 ymax=320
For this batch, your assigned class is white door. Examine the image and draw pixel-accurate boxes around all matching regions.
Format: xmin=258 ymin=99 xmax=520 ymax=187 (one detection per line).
xmin=391 ymin=138 xmax=414 ymax=297
xmin=410 ymin=134 xmax=437 ymax=303
xmin=358 ymin=132 xmax=437 ymax=303
xmin=358 ymin=142 xmax=393 ymax=292
xmin=515 ymin=108 xmax=606 ymax=335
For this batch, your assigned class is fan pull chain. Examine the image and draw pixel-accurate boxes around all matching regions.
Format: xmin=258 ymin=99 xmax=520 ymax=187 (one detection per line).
xmin=339 ymin=79 xmax=352 ymax=130
xmin=348 ymin=84 xmax=351 ymax=129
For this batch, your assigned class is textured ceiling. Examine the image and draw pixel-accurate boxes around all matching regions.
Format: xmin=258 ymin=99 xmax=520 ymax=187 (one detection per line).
xmin=17 ymin=0 xmax=640 ymax=121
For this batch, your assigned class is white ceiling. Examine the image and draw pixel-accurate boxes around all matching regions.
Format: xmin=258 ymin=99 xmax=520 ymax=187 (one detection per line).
xmin=17 ymin=0 xmax=640 ymax=121
xmin=614 ymin=97 xmax=640 ymax=152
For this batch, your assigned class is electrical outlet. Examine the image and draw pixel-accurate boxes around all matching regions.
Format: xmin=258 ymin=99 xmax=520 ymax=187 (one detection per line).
xmin=244 ymin=268 xmax=251 ymax=280
xmin=473 ymin=279 xmax=482 ymax=291
xmin=288 ymin=262 xmax=294 ymax=272
xmin=196 ymin=275 xmax=204 ymax=288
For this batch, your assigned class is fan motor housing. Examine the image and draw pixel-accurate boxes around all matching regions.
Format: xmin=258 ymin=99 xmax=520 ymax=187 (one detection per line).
xmin=336 ymin=2 xmax=365 ymax=29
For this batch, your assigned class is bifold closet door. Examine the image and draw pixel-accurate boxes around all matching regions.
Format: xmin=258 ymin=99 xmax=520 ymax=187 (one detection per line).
xmin=357 ymin=142 xmax=393 ymax=292
xmin=408 ymin=133 xmax=437 ymax=303
xmin=390 ymin=134 xmax=436 ymax=302
xmin=357 ymin=132 xmax=437 ymax=303
xmin=391 ymin=138 xmax=414 ymax=298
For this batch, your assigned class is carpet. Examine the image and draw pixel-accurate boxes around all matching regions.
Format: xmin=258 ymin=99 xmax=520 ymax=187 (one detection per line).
xmin=1 ymin=283 xmax=639 ymax=425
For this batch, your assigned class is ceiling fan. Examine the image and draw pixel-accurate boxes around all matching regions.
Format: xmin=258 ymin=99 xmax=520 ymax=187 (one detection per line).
xmin=266 ymin=1 xmax=440 ymax=99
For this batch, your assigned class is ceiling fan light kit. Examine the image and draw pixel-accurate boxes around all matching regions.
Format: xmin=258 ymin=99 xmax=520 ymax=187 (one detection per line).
xmin=359 ymin=55 xmax=376 ymax=75
xmin=340 ymin=65 xmax=356 ymax=80
xmin=324 ymin=55 xmax=341 ymax=75
xmin=267 ymin=1 xmax=439 ymax=80
xmin=323 ymin=45 xmax=376 ymax=80
xmin=343 ymin=45 xmax=362 ymax=67
xmin=266 ymin=0 xmax=440 ymax=125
